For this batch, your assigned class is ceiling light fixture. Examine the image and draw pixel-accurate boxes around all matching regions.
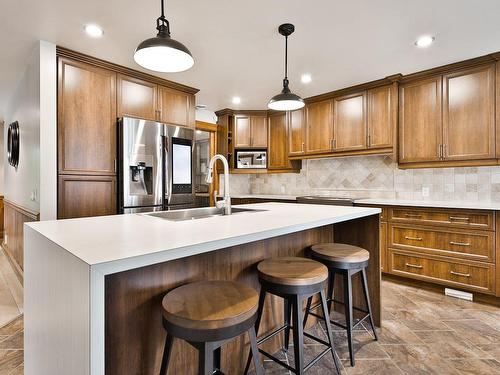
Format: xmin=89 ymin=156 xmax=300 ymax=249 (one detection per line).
xmin=301 ymin=73 xmax=312 ymax=84
xmin=134 ymin=0 xmax=194 ymax=73
xmin=84 ymin=24 xmax=104 ymax=38
xmin=415 ymin=35 xmax=435 ymax=48
xmin=232 ymin=96 xmax=241 ymax=105
xmin=268 ymin=24 xmax=304 ymax=111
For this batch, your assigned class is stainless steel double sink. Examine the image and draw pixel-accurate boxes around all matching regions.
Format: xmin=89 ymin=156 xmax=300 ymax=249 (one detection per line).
xmin=144 ymin=206 xmax=266 ymax=221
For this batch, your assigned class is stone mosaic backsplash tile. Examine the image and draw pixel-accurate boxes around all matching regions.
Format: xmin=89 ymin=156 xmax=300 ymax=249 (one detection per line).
xmin=227 ymin=155 xmax=500 ymax=202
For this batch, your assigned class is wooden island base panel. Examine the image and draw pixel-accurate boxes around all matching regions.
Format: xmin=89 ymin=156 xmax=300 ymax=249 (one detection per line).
xmin=105 ymin=216 xmax=380 ymax=375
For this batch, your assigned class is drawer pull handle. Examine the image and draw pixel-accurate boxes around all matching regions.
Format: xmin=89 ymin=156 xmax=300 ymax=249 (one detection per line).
xmin=405 ymin=263 xmax=423 ymax=269
xmin=405 ymin=213 xmax=422 ymax=218
xmin=405 ymin=236 xmax=423 ymax=241
xmin=449 ymin=216 xmax=470 ymax=222
xmin=450 ymin=270 xmax=470 ymax=278
xmin=449 ymin=241 xmax=470 ymax=246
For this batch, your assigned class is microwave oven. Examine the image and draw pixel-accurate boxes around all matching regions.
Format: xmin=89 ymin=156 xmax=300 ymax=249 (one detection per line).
xmin=236 ymin=150 xmax=267 ymax=169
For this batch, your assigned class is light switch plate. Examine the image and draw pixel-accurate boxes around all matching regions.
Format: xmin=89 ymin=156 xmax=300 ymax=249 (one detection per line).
xmin=422 ymin=186 xmax=430 ymax=197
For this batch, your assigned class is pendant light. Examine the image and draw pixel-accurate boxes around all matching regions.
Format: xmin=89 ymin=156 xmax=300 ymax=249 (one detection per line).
xmin=268 ymin=24 xmax=305 ymax=111
xmin=134 ymin=0 xmax=194 ymax=73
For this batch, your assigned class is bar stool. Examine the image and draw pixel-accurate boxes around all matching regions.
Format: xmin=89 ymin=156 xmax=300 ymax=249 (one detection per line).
xmin=245 ymin=257 xmax=341 ymax=375
xmin=304 ymin=243 xmax=378 ymax=367
xmin=159 ymin=280 xmax=263 ymax=375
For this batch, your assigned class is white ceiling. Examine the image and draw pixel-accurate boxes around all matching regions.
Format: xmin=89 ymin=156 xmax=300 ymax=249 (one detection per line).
xmin=1 ymin=0 xmax=500 ymax=119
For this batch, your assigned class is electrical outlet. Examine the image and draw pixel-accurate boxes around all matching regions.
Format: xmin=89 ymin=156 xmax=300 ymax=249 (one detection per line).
xmin=280 ymin=184 xmax=286 ymax=194
xmin=422 ymin=186 xmax=430 ymax=197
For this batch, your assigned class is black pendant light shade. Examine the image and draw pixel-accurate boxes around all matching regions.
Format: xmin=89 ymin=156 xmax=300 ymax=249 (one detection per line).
xmin=134 ymin=0 xmax=194 ymax=73
xmin=268 ymin=24 xmax=304 ymax=111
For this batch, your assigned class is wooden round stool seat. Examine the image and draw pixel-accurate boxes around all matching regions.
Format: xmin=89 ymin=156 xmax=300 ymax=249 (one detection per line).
xmin=162 ymin=280 xmax=258 ymax=341
xmin=257 ymin=256 xmax=328 ymax=287
xmin=160 ymin=280 xmax=264 ymax=375
xmin=310 ymin=243 xmax=370 ymax=269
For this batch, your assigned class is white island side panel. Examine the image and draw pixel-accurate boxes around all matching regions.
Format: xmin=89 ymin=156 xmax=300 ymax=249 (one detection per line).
xmin=24 ymin=226 xmax=91 ymax=375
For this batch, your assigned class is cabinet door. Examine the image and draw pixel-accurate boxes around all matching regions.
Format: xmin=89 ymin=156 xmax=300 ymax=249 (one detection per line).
xmin=58 ymin=58 xmax=116 ymax=175
xmin=380 ymin=221 xmax=387 ymax=272
xmin=268 ymin=113 xmax=289 ymax=169
xmin=334 ymin=92 xmax=367 ymax=151
xmin=368 ymin=85 xmax=394 ymax=149
xmin=58 ymin=175 xmax=117 ymax=219
xmin=443 ymin=64 xmax=495 ymax=160
xmin=234 ymin=116 xmax=251 ymax=148
xmin=306 ymin=100 xmax=334 ymax=154
xmin=117 ymin=75 xmax=157 ymax=121
xmin=158 ymin=86 xmax=195 ymax=128
xmin=250 ymin=116 xmax=268 ymax=147
xmin=399 ymin=76 xmax=442 ymax=163
xmin=288 ymin=108 xmax=306 ymax=155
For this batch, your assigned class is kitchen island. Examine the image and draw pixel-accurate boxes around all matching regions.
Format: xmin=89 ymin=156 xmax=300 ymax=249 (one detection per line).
xmin=24 ymin=203 xmax=381 ymax=375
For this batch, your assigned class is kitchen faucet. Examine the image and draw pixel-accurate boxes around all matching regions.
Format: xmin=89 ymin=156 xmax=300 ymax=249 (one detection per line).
xmin=206 ymin=154 xmax=232 ymax=215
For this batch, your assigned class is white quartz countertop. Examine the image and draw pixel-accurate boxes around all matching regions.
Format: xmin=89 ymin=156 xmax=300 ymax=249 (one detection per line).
xmin=26 ymin=203 xmax=380 ymax=270
xmin=354 ymin=198 xmax=500 ymax=211
xmin=224 ymin=194 xmax=298 ymax=200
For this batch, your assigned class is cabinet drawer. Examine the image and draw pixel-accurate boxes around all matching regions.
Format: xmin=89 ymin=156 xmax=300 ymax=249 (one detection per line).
xmin=388 ymin=249 xmax=495 ymax=295
xmin=390 ymin=225 xmax=494 ymax=262
xmin=389 ymin=207 xmax=493 ymax=230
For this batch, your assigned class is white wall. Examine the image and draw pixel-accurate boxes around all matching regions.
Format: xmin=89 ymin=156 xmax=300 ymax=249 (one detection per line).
xmin=195 ymin=108 xmax=217 ymax=124
xmin=3 ymin=41 xmax=57 ymax=218
xmin=0 ymin=121 xmax=4 ymax=194
xmin=39 ymin=41 xmax=57 ymax=221
xmin=4 ymin=44 xmax=41 ymax=213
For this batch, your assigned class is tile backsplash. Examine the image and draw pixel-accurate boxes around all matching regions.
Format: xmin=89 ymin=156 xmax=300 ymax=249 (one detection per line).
xmin=226 ymin=155 xmax=500 ymax=202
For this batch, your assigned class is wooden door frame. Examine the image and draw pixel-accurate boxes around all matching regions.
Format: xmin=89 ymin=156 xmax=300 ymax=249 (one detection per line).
xmin=196 ymin=121 xmax=219 ymax=206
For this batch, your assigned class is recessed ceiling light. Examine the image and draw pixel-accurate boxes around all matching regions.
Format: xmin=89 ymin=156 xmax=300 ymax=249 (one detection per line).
xmin=232 ymin=96 xmax=241 ymax=105
xmin=301 ymin=73 xmax=312 ymax=84
xmin=84 ymin=24 xmax=104 ymax=38
xmin=415 ymin=35 xmax=435 ymax=48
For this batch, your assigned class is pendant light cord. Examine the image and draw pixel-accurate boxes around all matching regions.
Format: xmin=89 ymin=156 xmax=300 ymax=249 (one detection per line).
xmin=284 ymin=35 xmax=288 ymax=80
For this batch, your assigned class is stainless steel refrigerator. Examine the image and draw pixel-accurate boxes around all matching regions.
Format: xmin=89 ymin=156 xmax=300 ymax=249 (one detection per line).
xmin=117 ymin=117 xmax=195 ymax=214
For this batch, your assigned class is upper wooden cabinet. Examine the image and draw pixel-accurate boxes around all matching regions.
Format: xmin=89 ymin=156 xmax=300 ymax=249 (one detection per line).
xmin=306 ymin=99 xmax=334 ymax=154
xmin=234 ymin=116 xmax=251 ymax=148
xmin=288 ymin=109 xmax=306 ymax=156
xmin=158 ymin=85 xmax=195 ymax=128
xmin=58 ymin=58 xmax=117 ymax=175
xmin=368 ymin=85 xmax=395 ymax=149
xmin=268 ymin=112 xmax=289 ymax=170
xmin=399 ymin=76 xmax=443 ymax=163
xmin=399 ymin=63 xmax=496 ymax=167
xmin=250 ymin=116 xmax=268 ymax=147
xmin=442 ymin=64 xmax=495 ymax=160
xmin=233 ymin=115 xmax=268 ymax=148
xmin=117 ymin=75 xmax=157 ymax=121
xmin=333 ymin=92 xmax=367 ymax=151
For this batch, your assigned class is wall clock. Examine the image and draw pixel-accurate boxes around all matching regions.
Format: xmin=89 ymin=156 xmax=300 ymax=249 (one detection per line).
xmin=7 ymin=121 xmax=19 ymax=169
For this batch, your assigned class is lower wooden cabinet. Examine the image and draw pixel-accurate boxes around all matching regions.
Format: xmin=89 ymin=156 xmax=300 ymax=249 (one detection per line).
xmin=388 ymin=248 xmax=495 ymax=295
xmin=380 ymin=221 xmax=387 ymax=272
xmin=58 ymin=175 xmax=117 ymax=219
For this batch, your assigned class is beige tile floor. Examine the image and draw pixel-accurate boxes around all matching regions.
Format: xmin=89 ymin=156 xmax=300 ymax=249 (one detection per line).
xmin=0 ymin=250 xmax=499 ymax=374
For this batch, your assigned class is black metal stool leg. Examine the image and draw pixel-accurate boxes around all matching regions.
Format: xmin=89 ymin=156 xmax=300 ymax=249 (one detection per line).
xmin=198 ymin=342 xmax=214 ymax=375
xmin=361 ymin=268 xmax=378 ymax=341
xmin=343 ymin=270 xmax=355 ymax=367
xmin=292 ymin=294 xmax=305 ymax=374
xmin=213 ymin=346 xmax=222 ymax=373
xmin=159 ymin=333 xmax=173 ymax=375
xmin=327 ymin=270 xmax=335 ymax=313
xmin=244 ymin=289 xmax=266 ymax=375
xmin=248 ymin=327 xmax=263 ymax=375
xmin=302 ymin=296 xmax=312 ymax=328
xmin=319 ymin=290 xmax=342 ymax=375
xmin=284 ymin=297 xmax=292 ymax=352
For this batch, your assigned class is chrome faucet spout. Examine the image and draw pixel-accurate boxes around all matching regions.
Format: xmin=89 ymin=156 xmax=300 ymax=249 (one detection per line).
xmin=206 ymin=154 xmax=231 ymax=215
